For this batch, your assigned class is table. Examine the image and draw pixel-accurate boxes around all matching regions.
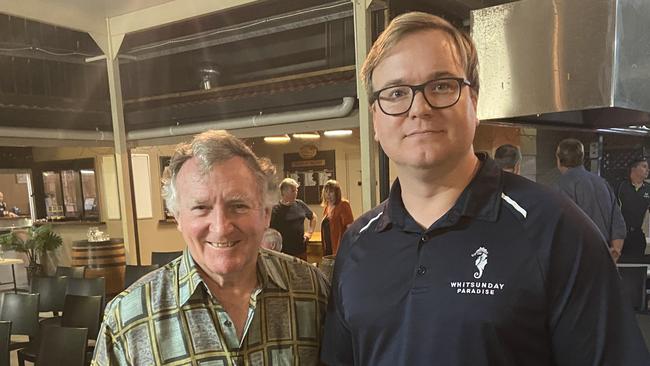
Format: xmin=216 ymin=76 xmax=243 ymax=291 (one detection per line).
xmin=0 ymin=258 xmax=23 ymax=293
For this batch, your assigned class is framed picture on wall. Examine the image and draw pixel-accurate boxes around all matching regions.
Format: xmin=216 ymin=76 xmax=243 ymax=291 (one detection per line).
xmin=159 ymin=156 xmax=174 ymax=220
xmin=283 ymin=149 xmax=336 ymax=204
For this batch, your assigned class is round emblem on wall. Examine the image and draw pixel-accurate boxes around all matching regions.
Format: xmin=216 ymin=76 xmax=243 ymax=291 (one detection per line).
xmin=299 ymin=144 xmax=318 ymax=159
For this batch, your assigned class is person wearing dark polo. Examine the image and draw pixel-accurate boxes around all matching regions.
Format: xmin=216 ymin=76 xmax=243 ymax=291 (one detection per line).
xmin=321 ymin=12 xmax=650 ymax=366
xmin=617 ymin=158 xmax=650 ymax=259
xmin=270 ymin=178 xmax=317 ymax=260
xmin=554 ymin=138 xmax=626 ymax=262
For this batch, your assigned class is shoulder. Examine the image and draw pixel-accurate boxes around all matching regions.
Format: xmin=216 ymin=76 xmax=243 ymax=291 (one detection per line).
xmin=259 ymin=249 xmax=329 ymax=298
xmin=104 ymin=262 xmax=177 ymax=323
xmin=342 ymin=201 xmax=387 ymax=242
xmin=500 ymin=173 xmax=581 ymax=222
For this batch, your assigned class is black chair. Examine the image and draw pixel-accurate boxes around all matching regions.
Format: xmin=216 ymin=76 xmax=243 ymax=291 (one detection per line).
xmin=151 ymin=251 xmax=183 ymax=266
xmin=35 ymin=326 xmax=88 ymax=366
xmin=19 ymin=294 xmax=103 ymax=366
xmin=66 ymin=277 xmax=106 ymax=312
xmin=30 ymin=275 xmax=68 ymax=318
xmin=619 ymin=266 xmax=648 ymax=311
xmin=0 ymin=292 xmax=40 ymax=350
xmin=55 ymin=266 xmax=85 ymax=279
xmin=124 ymin=264 xmax=159 ymax=288
xmin=0 ymin=321 xmax=11 ymax=366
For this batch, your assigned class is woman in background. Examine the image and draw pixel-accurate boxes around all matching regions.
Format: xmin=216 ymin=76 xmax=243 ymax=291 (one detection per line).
xmin=321 ymin=180 xmax=354 ymax=256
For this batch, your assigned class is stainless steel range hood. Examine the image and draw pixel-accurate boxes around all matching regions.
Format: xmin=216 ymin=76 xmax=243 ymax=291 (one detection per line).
xmin=472 ymin=0 xmax=650 ymax=129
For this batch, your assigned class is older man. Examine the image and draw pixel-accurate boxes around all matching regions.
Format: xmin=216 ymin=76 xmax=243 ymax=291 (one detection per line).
xmin=270 ymin=178 xmax=317 ymax=260
xmin=321 ymin=11 xmax=649 ymax=365
xmin=92 ymin=130 xmax=329 ymax=365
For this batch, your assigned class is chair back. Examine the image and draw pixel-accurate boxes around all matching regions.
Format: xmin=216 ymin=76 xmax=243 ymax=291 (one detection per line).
xmin=36 ymin=326 xmax=88 ymax=366
xmin=151 ymin=251 xmax=183 ymax=266
xmin=66 ymin=277 xmax=106 ymax=310
xmin=619 ymin=266 xmax=648 ymax=311
xmin=125 ymin=264 xmax=159 ymax=289
xmin=30 ymin=275 xmax=68 ymax=314
xmin=55 ymin=266 xmax=85 ymax=279
xmin=0 ymin=321 xmax=10 ymax=366
xmin=0 ymin=293 xmax=39 ymax=337
xmin=61 ymin=295 xmax=103 ymax=340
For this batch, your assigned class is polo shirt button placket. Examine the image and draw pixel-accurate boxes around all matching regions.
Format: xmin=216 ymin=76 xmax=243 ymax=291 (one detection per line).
xmin=416 ymin=265 xmax=427 ymax=276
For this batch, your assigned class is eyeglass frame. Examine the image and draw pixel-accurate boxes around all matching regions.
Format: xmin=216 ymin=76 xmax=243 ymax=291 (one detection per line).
xmin=370 ymin=77 xmax=472 ymax=116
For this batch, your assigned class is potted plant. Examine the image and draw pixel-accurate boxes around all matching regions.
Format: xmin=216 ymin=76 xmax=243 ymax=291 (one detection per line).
xmin=0 ymin=224 xmax=63 ymax=281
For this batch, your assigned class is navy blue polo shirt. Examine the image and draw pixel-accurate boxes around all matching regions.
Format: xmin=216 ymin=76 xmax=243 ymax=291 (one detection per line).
xmin=321 ymin=155 xmax=649 ymax=366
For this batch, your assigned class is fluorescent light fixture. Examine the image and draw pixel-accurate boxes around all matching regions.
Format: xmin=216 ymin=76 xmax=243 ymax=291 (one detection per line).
xmin=292 ymin=132 xmax=320 ymax=140
xmin=264 ymin=135 xmax=291 ymax=144
xmin=324 ymin=129 xmax=353 ymax=137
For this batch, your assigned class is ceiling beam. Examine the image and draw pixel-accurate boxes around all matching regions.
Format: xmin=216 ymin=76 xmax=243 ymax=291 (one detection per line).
xmin=0 ymin=1 xmax=105 ymax=34
xmin=108 ymin=0 xmax=264 ymax=38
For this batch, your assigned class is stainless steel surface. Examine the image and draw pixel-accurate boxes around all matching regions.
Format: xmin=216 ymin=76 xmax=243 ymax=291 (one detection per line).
xmin=472 ymin=0 xmax=650 ymax=128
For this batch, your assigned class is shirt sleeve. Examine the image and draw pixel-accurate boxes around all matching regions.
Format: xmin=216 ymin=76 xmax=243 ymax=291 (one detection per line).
xmin=300 ymin=200 xmax=314 ymax=220
xmin=340 ymin=201 xmax=354 ymax=229
xmin=321 ymin=232 xmax=355 ymax=365
xmin=547 ymin=203 xmax=649 ymax=365
xmin=91 ymin=311 xmax=129 ymax=366
xmin=610 ymin=193 xmax=627 ymax=241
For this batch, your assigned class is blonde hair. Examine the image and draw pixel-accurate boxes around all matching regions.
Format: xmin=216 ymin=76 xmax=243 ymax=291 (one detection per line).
xmin=320 ymin=180 xmax=342 ymax=207
xmin=361 ymin=11 xmax=479 ymax=101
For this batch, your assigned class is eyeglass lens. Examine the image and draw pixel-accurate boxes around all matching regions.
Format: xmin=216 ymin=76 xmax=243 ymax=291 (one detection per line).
xmin=377 ymin=79 xmax=463 ymax=115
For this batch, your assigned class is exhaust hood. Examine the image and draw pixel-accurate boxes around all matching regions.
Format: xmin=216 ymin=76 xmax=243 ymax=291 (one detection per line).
xmin=471 ymin=0 xmax=650 ymax=129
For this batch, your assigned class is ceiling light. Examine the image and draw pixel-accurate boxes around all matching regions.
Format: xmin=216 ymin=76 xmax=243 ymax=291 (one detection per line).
xmin=292 ymin=132 xmax=320 ymax=140
xmin=324 ymin=129 xmax=353 ymax=137
xmin=264 ymin=135 xmax=291 ymax=144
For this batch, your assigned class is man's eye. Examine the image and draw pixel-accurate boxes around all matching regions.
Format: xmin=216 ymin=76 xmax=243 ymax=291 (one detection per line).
xmin=192 ymin=205 xmax=208 ymax=211
xmin=380 ymin=87 xmax=410 ymax=100
xmin=232 ymin=204 xmax=251 ymax=213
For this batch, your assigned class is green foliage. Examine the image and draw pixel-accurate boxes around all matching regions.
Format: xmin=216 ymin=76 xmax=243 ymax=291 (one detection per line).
xmin=0 ymin=225 xmax=63 ymax=266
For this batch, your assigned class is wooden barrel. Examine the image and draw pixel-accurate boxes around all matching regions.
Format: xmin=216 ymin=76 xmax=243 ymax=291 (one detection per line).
xmin=72 ymin=238 xmax=125 ymax=296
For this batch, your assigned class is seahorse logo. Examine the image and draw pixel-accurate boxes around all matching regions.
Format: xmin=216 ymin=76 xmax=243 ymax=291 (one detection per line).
xmin=471 ymin=247 xmax=489 ymax=279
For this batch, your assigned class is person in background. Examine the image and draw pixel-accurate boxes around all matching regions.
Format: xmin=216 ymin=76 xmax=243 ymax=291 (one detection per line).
xmin=270 ymin=178 xmax=317 ymax=260
xmin=321 ymin=11 xmax=649 ymax=365
xmin=92 ymin=130 xmax=329 ymax=365
xmin=554 ymin=138 xmax=626 ymax=262
xmin=493 ymin=144 xmax=521 ymax=174
xmin=261 ymin=227 xmax=283 ymax=252
xmin=617 ymin=158 xmax=650 ymax=259
xmin=0 ymin=192 xmax=17 ymax=218
xmin=320 ymin=180 xmax=354 ymax=256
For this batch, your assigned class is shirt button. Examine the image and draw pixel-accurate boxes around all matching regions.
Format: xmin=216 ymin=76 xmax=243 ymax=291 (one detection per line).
xmin=420 ymin=235 xmax=427 ymax=243
xmin=416 ymin=265 xmax=427 ymax=276
xmin=224 ymin=320 xmax=232 ymax=327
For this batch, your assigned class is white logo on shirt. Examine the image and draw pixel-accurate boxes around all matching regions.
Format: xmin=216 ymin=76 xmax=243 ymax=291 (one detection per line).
xmin=471 ymin=246 xmax=488 ymax=279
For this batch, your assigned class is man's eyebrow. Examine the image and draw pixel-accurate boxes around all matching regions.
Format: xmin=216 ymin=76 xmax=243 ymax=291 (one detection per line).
xmin=376 ymin=71 xmax=461 ymax=89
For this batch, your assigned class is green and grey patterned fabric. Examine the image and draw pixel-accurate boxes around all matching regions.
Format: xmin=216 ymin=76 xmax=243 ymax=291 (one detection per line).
xmin=91 ymin=248 xmax=329 ymax=365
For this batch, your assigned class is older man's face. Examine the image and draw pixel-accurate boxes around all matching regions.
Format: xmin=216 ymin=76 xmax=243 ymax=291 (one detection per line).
xmin=371 ymin=29 xmax=479 ymax=170
xmin=174 ymin=156 xmax=270 ymax=281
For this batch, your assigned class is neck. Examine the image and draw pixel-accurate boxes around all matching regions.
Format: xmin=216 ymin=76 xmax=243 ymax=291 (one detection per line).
xmin=631 ymin=175 xmax=644 ymax=186
xmin=397 ymin=151 xmax=480 ymax=228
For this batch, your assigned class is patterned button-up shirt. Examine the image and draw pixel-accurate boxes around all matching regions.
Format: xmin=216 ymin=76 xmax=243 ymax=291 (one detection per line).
xmin=92 ymin=248 xmax=329 ymax=365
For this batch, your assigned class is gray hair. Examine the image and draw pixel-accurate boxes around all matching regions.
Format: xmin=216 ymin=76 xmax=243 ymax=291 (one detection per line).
xmin=161 ymin=130 xmax=278 ymax=217
xmin=261 ymin=228 xmax=283 ymax=251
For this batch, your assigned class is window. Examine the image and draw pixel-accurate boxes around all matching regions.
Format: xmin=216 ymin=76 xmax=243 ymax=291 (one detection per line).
xmin=34 ymin=158 xmax=99 ymax=221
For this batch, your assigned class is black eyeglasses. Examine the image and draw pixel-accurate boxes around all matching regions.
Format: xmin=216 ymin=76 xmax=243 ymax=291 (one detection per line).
xmin=371 ymin=77 xmax=471 ymax=116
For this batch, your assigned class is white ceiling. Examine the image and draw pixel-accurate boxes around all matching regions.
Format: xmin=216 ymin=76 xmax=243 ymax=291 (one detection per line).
xmin=0 ymin=0 xmax=260 ymax=35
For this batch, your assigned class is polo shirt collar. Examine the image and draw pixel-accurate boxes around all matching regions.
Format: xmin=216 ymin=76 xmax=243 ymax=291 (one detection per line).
xmin=375 ymin=153 xmax=503 ymax=232
xmin=178 ymin=248 xmax=290 ymax=305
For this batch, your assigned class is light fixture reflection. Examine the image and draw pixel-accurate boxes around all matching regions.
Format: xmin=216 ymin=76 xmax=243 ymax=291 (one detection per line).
xmin=324 ymin=129 xmax=353 ymax=137
xmin=292 ymin=132 xmax=320 ymax=140
xmin=264 ymin=135 xmax=291 ymax=144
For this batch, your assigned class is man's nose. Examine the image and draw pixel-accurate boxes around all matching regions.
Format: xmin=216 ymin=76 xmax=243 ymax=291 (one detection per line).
xmin=209 ymin=208 xmax=233 ymax=233
xmin=408 ymin=91 xmax=433 ymax=117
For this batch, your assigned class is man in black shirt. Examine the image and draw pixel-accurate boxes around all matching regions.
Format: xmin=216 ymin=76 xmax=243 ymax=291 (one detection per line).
xmin=321 ymin=12 xmax=649 ymax=365
xmin=270 ymin=178 xmax=316 ymax=260
xmin=617 ymin=158 xmax=650 ymax=259
xmin=494 ymin=144 xmax=521 ymax=174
